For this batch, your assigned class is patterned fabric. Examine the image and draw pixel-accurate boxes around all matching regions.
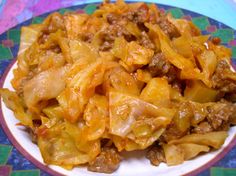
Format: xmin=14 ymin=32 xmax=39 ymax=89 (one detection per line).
xmin=0 ymin=3 xmax=236 ymax=176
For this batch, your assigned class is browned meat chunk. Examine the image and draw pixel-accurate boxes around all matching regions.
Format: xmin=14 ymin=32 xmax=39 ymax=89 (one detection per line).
xmin=224 ymin=93 xmax=236 ymax=102
xmin=146 ymin=145 xmax=166 ymax=166
xmin=81 ymin=33 xmax=94 ymax=43
xmin=125 ymin=4 xmax=180 ymax=39
xmin=139 ymin=31 xmax=155 ymax=49
xmin=88 ymin=147 xmax=122 ymax=173
xmin=212 ymin=60 xmax=236 ymax=93
xmin=192 ymin=122 xmax=213 ymax=134
xmin=172 ymin=79 xmax=186 ymax=94
xmin=166 ymin=67 xmax=179 ymax=83
xmin=148 ymin=53 xmax=178 ymax=82
xmin=126 ymin=3 xmax=150 ymax=24
xmin=99 ymin=25 xmax=118 ymax=51
xmin=99 ymin=16 xmax=136 ymax=51
xmin=148 ymin=53 xmax=171 ymax=76
xmin=157 ymin=16 xmax=180 ymax=39
xmin=206 ymin=102 xmax=235 ymax=130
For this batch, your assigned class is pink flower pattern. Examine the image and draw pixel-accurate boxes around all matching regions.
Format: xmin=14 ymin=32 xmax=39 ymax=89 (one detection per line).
xmin=0 ymin=0 xmax=85 ymax=34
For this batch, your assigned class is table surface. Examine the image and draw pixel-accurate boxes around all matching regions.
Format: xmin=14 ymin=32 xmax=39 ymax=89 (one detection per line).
xmin=0 ymin=1 xmax=236 ymax=176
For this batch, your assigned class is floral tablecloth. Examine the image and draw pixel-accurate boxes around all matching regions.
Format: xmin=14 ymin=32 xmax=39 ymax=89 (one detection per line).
xmin=0 ymin=0 xmax=236 ymax=176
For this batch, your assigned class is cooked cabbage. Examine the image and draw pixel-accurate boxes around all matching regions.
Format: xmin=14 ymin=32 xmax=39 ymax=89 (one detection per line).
xmin=1 ymin=0 xmax=235 ymax=173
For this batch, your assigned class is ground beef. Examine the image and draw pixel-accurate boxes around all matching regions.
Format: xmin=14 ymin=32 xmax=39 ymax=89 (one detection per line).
xmin=81 ymin=33 xmax=94 ymax=43
xmin=224 ymin=93 xmax=236 ymax=102
xmin=88 ymin=147 xmax=122 ymax=174
xmin=192 ymin=121 xmax=213 ymax=134
xmin=148 ymin=53 xmax=171 ymax=76
xmin=212 ymin=60 xmax=236 ymax=93
xmin=206 ymin=102 xmax=235 ymax=130
xmin=146 ymin=145 xmax=166 ymax=166
xmin=99 ymin=16 xmax=136 ymax=51
xmin=148 ymin=53 xmax=178 ymax=82
xmin=99 ymin=25 xmax=117 ymax=51
xmin=166 ymin=66 xmax=179 ymax=83
xmin=138 ymin=31 xmax=155 ymax=49
xmin=101 ymin=6 xmax=180 ymax=51
xmin=125 ymin=4 xmax=180 ymax=39
xmin=162 ymin=100 xmax=236 ymax=141
xmin=156 ymin=16 xmax=180 ymax=39
xmin=106 ymin=13 xmax=120 ymax=24
xmin=126 ymin=3 xmax=149 ymax=24
xmin=172 ymin=79 xmax=185 ymax=94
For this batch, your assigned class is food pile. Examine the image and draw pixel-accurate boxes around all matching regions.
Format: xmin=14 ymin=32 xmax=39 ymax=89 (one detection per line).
xmin=1 ymin=0 xmax=236 ymax=173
